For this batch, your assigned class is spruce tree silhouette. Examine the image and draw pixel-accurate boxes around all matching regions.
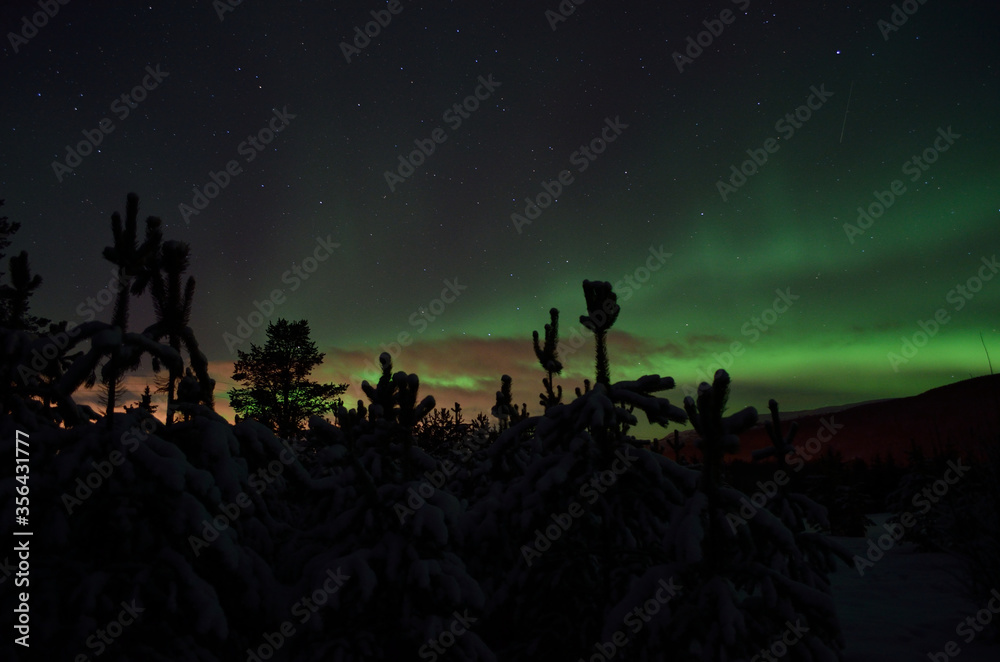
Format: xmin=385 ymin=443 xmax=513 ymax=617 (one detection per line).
xmin=0 ymin=250 xmax=47 ymax=331
xmin=491 ymin=374 xmax=527 ymax=432
xmin=684 ymin=369 xmax=758 ymax=571
xmin=2 ymin=320 xmax=79 ymax=419
xmin=145 ymin=240 xmax=214 ymax=423
xmin=360 ymin=351 xmax=436 ymax=479
xmin=101 ymin=192 xmax=162 ymax=425
xmin=0 ymin=199 xmax=16 ymax=258
xmin=124 ymin=385 xmax=157 ymax=415
xmin=228 ymin=319 xmax=346 ymax=438
xmin=414 ymin=402 xmax=469 ymax=459
xmin=748 ymin=397 xmax=854 ymax=641
xmin=579 ymin=279 xmax=619 ymax=386
xmin=361 ymin=352 xmax=397 ymax=421
xmin=752 ymin=398 xmax=799 ymax=470
xmin=0 ymin=199 xmax=49 ymax=332
xmin=532 ymin=307 xmax=563 ymax=410
xmin=360 ymin=351 xmax=435 ymax=429
xmin=667 ymin=428 xmax=685 ymax=463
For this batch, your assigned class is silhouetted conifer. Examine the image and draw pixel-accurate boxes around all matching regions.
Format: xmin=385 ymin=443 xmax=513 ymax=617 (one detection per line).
xmin=579 ymin=280 xmax=619 ymax=386
xmin=753 ymin=398 xmax=798 ymax=469
xmin=360 ymin=351 xmax=435 ymax=479
xmin=415 ymin=402 xmax=470 ymax=459
xmin=228 ymin=319 xmax=346 ymax=438
xmin=124 ymin=384 xmax=157 ymax=415
xmin=47 ymin=320 xmax=182 ymax=426
xmin=491 ymin=374 xmax=527 ymax=431
xmin=677 ymin=373 xmax=849 ymax=659
xmin=100 ymin=192 xmax=162 ymax=424
xmin=0 ymin=250 xmax=48 ymax=331
xmin=684 ymin=369 xmax=758 ymax=569
xmin=532 ymin=307 xmax=563 ymax=410
xmin=145 ymin=240 xmax=214 ymax=421
xmin=667 ymin=428 xmax=685 ymax=463
xmin=360 ymin=351 xmax=435 ymax=429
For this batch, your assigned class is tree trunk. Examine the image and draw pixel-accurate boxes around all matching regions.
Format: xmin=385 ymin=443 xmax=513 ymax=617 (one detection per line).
xmin=105 ymin=268 xmax=131 ymax=427
xmin=595 ymin=329 xmax=610 ymax=385
xmin=165 ymin=335 xmax=181 ymax=425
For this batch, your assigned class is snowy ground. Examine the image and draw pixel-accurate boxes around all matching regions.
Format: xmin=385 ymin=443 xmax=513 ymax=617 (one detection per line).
xmin=830 ymin=515 xmax=1000 ymax=661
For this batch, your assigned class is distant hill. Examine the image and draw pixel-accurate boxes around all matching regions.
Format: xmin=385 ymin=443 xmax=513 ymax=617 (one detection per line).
xmin=658 ymin=374 xmax=1000 ymax=465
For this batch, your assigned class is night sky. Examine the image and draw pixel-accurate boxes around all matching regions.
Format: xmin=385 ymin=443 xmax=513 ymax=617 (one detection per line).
xmin=2 ymin=0 xmax=997 ymax=433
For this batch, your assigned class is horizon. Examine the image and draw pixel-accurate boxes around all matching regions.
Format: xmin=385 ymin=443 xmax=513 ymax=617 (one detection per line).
xmin=70 ymin=326 xmax=997 ymax=442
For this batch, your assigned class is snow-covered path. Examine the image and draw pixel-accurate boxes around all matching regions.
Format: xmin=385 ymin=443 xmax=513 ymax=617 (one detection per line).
xmin=830 ymin=521 xmax=1000 ymax=661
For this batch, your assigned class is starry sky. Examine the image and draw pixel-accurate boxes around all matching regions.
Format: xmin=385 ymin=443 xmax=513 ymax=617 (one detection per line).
xmin=2 ymin=0 xmax=997 ymax=435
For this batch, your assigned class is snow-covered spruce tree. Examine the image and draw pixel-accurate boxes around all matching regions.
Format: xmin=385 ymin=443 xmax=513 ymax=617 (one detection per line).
xmin=750 ymin=400 xmax=854 ymax=618
xmin=0 ymin=248 xmax=48 ymax=332
xmin=411 ymin=405 xmax=497 ymax=522
xmin=414 ymin=401 xmax=471 ymax=461
xmin=270 ymin=356 xmax=493 ymax=661
xmin=359 ymin=350 xmax=434 ymax=481
xmin=463 ymin=280 xmax=704 ymax=659
xmin=1 ymin=320 xmax=87 ymax=424
xmin=886 ymin=436 xmax=998 ymax=612
xmin=100 ymin=192 xmax=163 ymax=425
xmin=435 ymin=416 xmax=495 ymax=504
xmin=684 ymin=371 xmax=758 ymax=574
xmin=805 ymin=449 xmax=874 ymax=537
xmin=885 ymin=443 xmax=958 ymax=552
xmin=1 ymin=269 xmax=310 ymax=660
xmin=464 ymin=371 xmax=691 ymax=660
xmin=750 ymin=399 xmax=869 ymax=539
xmin=0 ymin=222 xmax=101 ymax=423
xmin=878 ymin=427 xmax=999 ymax=638
xmin=31 ymin=319 xmax=188 ymax=427
xmin=464 ymin=358 xmax=851 ymax=658
xmin=144 ymin=239 xmax=215 ymax=423
xmin=681 ymin=373 xmax=848 ymax=661
xmin=484 ymin=373 xmax=533 ymax=484
xmin=2 ymin=402 xmax=309 ymax=661
xmin=949 ymin=438 xmax=1000 ymax=635
xmin=0 ymin=202 xmax=55 ymax=417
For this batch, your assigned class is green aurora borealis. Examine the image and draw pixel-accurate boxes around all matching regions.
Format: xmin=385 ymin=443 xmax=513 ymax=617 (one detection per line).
xmin=1 ymin=0 xmax=997 ymax=435
xmin=306 ymin=157 xmax=1000 ymax=438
